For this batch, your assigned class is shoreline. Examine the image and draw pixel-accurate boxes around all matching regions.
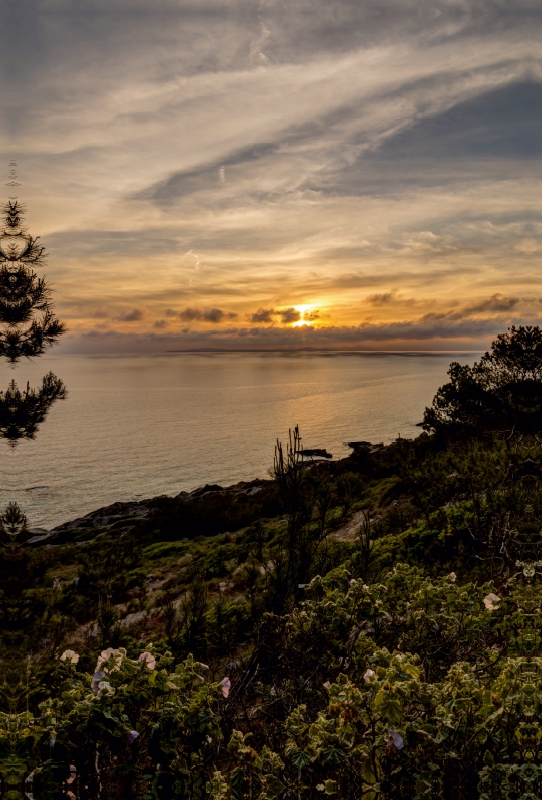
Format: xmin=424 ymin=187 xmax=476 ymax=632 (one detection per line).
xmin=28 ymin=440 xmax=386 ymax=545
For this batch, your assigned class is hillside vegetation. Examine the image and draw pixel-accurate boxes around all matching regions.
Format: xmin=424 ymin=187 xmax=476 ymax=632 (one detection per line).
xmin=2 ymin=326 xmax=542 ymax=800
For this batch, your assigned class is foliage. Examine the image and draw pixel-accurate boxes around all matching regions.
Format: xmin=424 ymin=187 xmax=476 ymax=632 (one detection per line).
xmin=4 ymin=326 xmax=542 ymax=798
xmin=0 ymin=201 xmax=65 ymax=363
xmin=422 ymin=326 xmax=542 ymax=437
xmin=0 ymin=372 xmax=67 ymax=445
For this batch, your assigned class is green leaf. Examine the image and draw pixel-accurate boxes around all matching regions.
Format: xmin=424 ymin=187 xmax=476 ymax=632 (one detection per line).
xmin=264 ymin=774 xmax=285 ymax=798
xmin=291 ymin=750 xmax=312 ymax=769
xmin=361 ymin=757 xmax=378 ymax=784
xmin=377 ymin=697 xmax=402 ymax=724
xmin=323 ymin=747 xmax=346 ymax=767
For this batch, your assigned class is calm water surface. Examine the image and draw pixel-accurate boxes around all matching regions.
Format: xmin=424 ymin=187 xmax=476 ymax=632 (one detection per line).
xmin=0 ymin=352 xmax=477 ymax=529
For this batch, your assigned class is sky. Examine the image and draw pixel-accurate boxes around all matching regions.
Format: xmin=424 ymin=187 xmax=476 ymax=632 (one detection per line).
xmin=2 ymin=0 xmax=542 ymax=353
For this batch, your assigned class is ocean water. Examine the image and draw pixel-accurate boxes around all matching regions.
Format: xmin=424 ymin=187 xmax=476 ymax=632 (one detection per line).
xmin=0 ymin=351 xmax=477 ymax=530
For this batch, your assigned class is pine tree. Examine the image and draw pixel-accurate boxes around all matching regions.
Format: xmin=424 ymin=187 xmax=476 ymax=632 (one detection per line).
xmin=0 ymin=201 xmax=67 ymax=446
xmin=0 ymin=201 xmax=65 ymax=363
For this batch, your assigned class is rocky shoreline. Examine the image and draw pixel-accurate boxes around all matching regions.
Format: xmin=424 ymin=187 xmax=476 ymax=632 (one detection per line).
xmin=28 ymin=477 xmax=273 ymax=545
xmin=27 ymin=439 xmax=387 ymax=546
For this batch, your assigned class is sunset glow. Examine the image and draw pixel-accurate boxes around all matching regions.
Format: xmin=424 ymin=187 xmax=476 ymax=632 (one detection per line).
xmin=290 ymin=305 xmax=316 ymax=327
xmin=4 ymin=3 xmax=542 ymax=353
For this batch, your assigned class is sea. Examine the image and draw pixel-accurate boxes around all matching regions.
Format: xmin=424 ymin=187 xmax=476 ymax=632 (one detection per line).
xmin=0 ymin=351 xmax=478 ymax=530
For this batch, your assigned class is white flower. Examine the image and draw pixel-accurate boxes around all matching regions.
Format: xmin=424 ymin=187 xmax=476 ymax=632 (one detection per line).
xmin=483 ymin=593 xmax=501 ymax=611
xmin=388 ymin=728 xmax=404 ymax=750
xmin=60 ymin=649 xmax=79 ymax=665
xmin=363 ymin=669 xmax=375 ymax=682
xmin=138 ymin=651 xmax=156 ymax=670
xmin=349 ymin=579 xmax=356 ymax=586
xmin=221 ymin=677 xmax=231 ymax=698
xmin=449 ymin=572 xmax=457 ymax=582
xmin=96 ymin=647 xmax=123 ymax=673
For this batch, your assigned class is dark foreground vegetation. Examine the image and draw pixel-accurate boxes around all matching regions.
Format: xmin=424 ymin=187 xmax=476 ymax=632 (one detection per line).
xmin=3 ymin=326 xmax=542 ymax=799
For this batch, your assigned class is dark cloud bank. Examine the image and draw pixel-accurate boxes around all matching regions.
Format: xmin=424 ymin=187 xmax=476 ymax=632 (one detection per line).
xmin=59 ymin=311 xmax=540 ymax=355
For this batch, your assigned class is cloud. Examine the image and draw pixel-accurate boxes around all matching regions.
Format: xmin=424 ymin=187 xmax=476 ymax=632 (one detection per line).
xmin=366 ymin=291 xmax=397 ymax=306
xmin=278 ymin=307 xmax=302 ymax=323
xmin=89 ymin=307 xmax=110 ymax=319
xmin=248 ymin=307 xmax=306 ymax=324
xmin=250 ymin=307 xmax=276 ymax=323
xmin=153 ymin=319 xmax=168 ymax=328
xmin=205 ymin=308 xmax=236 ymax=323
xmin=179 ymin=308 xmax=202 ymax=321
xmin=463 ymin=293 xmax=520 ymax=314
xmin=9 ymin=0 xmax=542 ymax=353
xmin=61 ymin=309 xmax=539 ymax=356
xmin=116 ymin=308 xmax=145 ymax=322
xmin=179 ymin=307 xmax=238 ymax=323
xmin=143 ymin=143 xmax=279 ymax=205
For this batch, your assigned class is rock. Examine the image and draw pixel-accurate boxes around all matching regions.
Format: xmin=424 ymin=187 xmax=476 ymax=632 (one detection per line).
xmin=301 ymin=449 xmax=333 ymax=459
xmin=190 ymin=484 xmax=224 ymax=497
xmin=120 ymin=611 xmax=147 ymax=628
xmin=346 ymin=441 xmax=385 ymax=454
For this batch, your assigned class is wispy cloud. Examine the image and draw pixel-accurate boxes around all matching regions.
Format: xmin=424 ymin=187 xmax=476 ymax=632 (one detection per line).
xmin=463 ymin=293 xmax=520 ymax=314
xmin=5 ymin=1 xmax=542 ymax=351
xmin=366 ymin=291 xmax=398 ymax=306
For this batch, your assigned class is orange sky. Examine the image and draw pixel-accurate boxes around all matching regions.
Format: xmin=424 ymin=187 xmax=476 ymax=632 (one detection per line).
xmin=4 ymin=1 xmax=542 ymax=352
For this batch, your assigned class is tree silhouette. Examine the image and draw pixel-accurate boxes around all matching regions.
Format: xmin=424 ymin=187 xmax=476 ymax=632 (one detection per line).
xmin=422 ymin=325 xmax=542 ymax=438
xmin=0 ymin=373 xmax=66 ymax=446
xmin=0 ymin=201 xmax=65 ymax=363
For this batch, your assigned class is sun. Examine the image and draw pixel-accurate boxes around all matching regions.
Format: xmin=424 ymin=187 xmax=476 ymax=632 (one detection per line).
xmin=291 ymin=304 xmax=314 ymax=327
